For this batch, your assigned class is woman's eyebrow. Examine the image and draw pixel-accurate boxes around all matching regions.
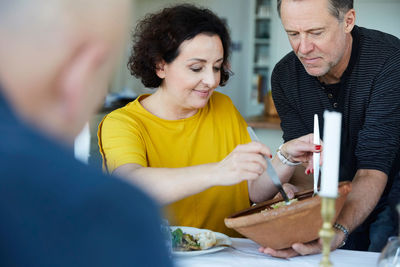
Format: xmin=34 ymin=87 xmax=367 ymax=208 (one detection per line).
xmin=187 ymin=58 xmax=223 ymax=62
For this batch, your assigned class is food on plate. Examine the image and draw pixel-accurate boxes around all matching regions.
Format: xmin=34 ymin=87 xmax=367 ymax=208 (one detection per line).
xmin=171 ymin=228 xmax=217 ymax=251
xmin=171 ymin=228 xmax=200 ymax=251
xmin=195 ymin=231 xmax=217 ymax=250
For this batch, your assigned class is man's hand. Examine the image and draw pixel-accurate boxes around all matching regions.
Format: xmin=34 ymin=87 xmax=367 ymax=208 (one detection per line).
xmin=259 ymin=239 xmax=322 ymax=258
xmin=259 ymin=232 xmax=344 ymax=258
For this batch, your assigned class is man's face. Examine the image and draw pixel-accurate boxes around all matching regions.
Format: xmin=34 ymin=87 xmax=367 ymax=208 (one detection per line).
xmin=280 ymin=0 xmax=349 ymax=77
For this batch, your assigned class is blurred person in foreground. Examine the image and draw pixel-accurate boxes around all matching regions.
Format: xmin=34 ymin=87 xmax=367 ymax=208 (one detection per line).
xmin=260 ymin=0 xmax=400 ymax=258
xmin=0 ymin=0 xmax=173 ymax=266
xmin=98 ymin=4 xmax=321 ymax=237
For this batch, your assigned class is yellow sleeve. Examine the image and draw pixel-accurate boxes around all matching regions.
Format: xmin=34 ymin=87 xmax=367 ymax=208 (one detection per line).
xmin=98 ymin=111 xmax=147 ymax=173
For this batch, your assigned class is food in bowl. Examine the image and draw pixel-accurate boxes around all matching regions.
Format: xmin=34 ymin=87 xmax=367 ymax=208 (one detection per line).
xmin=268 ymin=198 xmax=298 ymax=210
xmin=171 ymin=228 xmax=217 ymax=251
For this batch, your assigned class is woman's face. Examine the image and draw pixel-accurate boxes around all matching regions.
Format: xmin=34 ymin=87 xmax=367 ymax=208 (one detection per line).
xmin=157 ymin=33 xmax=224 ymax=114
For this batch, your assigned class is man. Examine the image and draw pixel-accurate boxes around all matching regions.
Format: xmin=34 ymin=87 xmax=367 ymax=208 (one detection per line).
xmin=0 ymin=0 xmax=173 ymax=266
xmin=261 ymin=0 xmax=400 ymax=257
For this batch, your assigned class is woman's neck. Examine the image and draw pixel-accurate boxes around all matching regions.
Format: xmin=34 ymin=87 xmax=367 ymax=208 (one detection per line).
xmin=140 ymin=89 xmax=198 ymax=120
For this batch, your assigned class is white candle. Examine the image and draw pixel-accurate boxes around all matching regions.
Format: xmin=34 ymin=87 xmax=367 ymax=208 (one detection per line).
xmin=314 ymin=114 xmax=320 ymax=145
xmin=313 ymin=114 xmax=320 ymax=194
xmin=320 ymin=111 xmax=342 ymax=198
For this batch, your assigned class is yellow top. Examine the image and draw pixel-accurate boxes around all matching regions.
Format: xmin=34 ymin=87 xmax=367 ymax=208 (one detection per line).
xmin=98 ymin=91 xmax=251 ymax=236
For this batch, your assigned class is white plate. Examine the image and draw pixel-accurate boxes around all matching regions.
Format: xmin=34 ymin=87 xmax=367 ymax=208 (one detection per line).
xmin=170 ymin=226 xmax=232 ymax=257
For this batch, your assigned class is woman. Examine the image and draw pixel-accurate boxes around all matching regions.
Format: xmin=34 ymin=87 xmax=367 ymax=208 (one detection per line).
xmin=98 ymin=4 xmax=320 ymax=236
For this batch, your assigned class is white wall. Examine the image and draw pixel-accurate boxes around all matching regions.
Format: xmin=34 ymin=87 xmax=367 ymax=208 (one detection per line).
xmin=354 ymin=0 xmax=400 ymax=39
xmin=269 ymin=0 xmax=292 ymax=79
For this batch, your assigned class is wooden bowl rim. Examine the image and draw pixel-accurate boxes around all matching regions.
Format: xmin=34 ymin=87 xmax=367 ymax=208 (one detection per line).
xmin=225 ymin=181 xmax=351 ymax=228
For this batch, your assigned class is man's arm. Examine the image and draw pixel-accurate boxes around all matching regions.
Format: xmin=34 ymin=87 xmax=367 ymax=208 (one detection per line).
xmin=259 ymin=168 xmax=387 ymax=258
xmin=333 ymin=169 xmax=387 ymax=243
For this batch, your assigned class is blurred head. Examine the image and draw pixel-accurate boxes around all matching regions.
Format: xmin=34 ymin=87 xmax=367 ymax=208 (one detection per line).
xmin=0 ymin=0 xmax=132 ymax=143
xmin=278 ymin=0 xmax=355 ymax=79
xmin=128 ymin=4 xmax=231 ymax=89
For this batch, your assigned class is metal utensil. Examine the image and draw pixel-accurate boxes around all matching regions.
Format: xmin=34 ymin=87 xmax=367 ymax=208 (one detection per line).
xmin=247 ymin=127 xmax=290 ymax=205
xmin=313 ymin=114 xmax=320 ymax=196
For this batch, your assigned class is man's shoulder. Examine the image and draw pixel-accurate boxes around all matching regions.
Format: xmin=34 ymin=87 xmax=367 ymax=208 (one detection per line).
xmin=0 ymin=118 xmax=154 ymax=207
xmin=353 ymin=26 xmax=400 ymax=78
xmin=0 ymin=124 xmax=171 ymax=266
xmin=272 ymin=51 xmax=311 ymax=88
xmin=357 ymin=26 xmax=400 ymax=53
xmin=0 ymin=120 xmax=163 ymax=238
xmin=274 ymin=51 xmax=298 ymax=72
xmin=272 ymin=51 xmax=308 ymax=83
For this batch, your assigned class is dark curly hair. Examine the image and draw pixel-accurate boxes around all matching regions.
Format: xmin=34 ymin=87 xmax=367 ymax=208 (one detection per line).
xmin=127 ymin=4 xmax=232 ymax=88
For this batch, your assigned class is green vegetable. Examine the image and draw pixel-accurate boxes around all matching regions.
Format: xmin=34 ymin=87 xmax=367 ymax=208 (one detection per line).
xmin=171 ymin=228 xmax=183 ymax=248
xmin=171 ymin=228 xmax=201 ymax=251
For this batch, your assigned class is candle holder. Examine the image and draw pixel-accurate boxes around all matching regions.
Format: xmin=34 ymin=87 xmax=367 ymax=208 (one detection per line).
xmin=319 ymin=197 xmax=336 ymax=267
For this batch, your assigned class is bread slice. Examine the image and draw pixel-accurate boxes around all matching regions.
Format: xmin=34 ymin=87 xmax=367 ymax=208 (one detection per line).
xmin=194 ymin=231 xmax=217 ymax=250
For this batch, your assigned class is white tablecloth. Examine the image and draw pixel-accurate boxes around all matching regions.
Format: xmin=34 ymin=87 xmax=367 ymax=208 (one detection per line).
xmin=174 ymin=238 xmax=380 ymax=267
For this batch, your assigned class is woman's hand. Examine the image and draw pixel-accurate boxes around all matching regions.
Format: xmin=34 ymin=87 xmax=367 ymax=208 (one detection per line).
xmin=281 ymin=133 xmax=322 ymax=174
xmin=213 ymin=142 xmax=272 ymax=186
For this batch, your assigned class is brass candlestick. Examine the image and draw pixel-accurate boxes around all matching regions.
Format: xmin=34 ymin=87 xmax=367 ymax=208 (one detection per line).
xmin=319 ymin=197 xmax=336 ymax=267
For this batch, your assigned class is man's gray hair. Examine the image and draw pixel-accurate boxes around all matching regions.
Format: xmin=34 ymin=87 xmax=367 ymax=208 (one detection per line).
xmin=277 ymin=0 xmax=353 ymax=21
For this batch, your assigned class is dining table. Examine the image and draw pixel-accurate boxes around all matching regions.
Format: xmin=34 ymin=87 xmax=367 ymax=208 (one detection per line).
xmin=174 ymin=237 xmax=380 ymax=267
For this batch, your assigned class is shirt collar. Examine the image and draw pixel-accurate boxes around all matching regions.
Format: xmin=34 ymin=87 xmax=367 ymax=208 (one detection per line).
xmin=341 ymin=25 xmax=360 ymax=83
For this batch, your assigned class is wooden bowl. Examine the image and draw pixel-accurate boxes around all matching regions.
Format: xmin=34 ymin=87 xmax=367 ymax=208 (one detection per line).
xmin=224 ymin=181 xmax=352 ymax=249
